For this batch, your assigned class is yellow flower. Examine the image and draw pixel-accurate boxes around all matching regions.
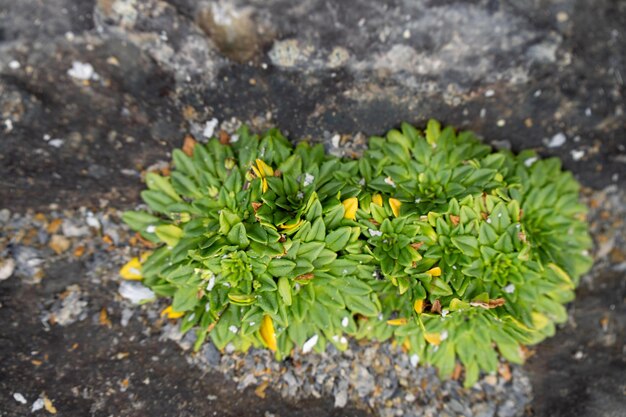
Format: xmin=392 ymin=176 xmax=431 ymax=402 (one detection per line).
xmin=119 ymin=257 xmax=142 ymax=280
xmin=413 ymin=299 xmax=424 ymax=314
xmin=253 ymin=159 xmax=274 ymax=177
xmin=260 ymin=315 xmax=277 ymax=351
xmin=424 ymin=332 xmax=442 ymax=346
xmin=387 ymin=317 xmax=408 ymax=326
xmin=371 ymin=194 xmax=383 ymax=206
xmin=426 ymin=266 xmax=442 ymax=277
xmin=402 ymin=339 xmax=412 ymax=351
xmin=251 ymin=159 xmax=274 ymax=193
xmin=161 ymin=306 xmax=185 ymax=319
xmin=342 ymin=197 xmax=358 ymax=220
xmin=389 ymin=198 xmax=402 ymax=217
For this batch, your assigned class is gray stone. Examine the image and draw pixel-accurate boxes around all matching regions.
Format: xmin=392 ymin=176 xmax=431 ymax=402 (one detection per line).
xmin=282 ymin=370 xmax=298 ymax=397
xmin=496 ymin=400 xmax=518 ymax=417
xmin=46 ymin=285 xmax=88 ymax=326
xmin=334 ymin=388 xmax=348 ymax=408
xmin=120 ymin=308 xmax=134 ymax=327
xmin=473 ymin=403 xmax=496 ymax=417
xmin=0 ymin=258 xmax=16 ymax=281
xmin=351 ymin=365 xmax=375 ymax=397
xmin=13 ymin=246 xmax=44 ymax=279
xmin=0 ymin=209 xmax=11 ymax=223
xmin=62 ymin=220 xmax=90 ymax=237
xmin=448 ymin=398 xmax=469 ymax=415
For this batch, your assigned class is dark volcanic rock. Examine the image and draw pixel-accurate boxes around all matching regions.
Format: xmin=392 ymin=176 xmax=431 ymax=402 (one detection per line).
xmin=527 ymin=270 xmax=626 ymax=417
xmin=1 ymin=0 xmax=624 ymax=210
xmin=0 ymin=266 xmax=366 ymax=417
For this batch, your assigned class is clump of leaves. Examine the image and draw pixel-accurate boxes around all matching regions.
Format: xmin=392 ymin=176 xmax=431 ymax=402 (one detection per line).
xmin=122 ymin=120 xmax=592 ymax=386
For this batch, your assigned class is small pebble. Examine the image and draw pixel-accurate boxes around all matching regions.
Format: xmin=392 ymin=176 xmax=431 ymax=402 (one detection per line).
xmin=491 ymin=140 xmax=511 ymax=150
xmin=13 ymin=393 xmax=27 ymax=404
xmin=203 ymin=118 xmax=219 ymax=139
xmin=546 ymin=133 xmax=567 ymax=148
xmin=67 ymin=61 xmax=94 ymax=80
xmin=571 ymin=149 xmax=585 ymax=161
xmin=31 ymin=398 xmax=45 ymax=412
xmin=0 ymin=208 xmax=10 ymax=223
xmin=48 ymin=139 xmax=65 ymax=148
xmin=120 ymin=308 xmax=134 ymax=327
xmin=49 ymin=235 xmax=71 ymax=255
xmin=86 ymin=213 xmax=101 ymax=229
xmin=334 ymin=388 xmax=348 ymax=407
xmin=0 ymin=258 xmax=16 ymax=281
xmin=62 ymin=220 xmax=89 ymax=237
xmin=119 ymin=281 xmax=155 ymax=304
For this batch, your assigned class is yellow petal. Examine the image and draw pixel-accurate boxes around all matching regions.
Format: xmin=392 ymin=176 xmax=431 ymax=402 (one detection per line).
xmin=120 ymin=257 xmax=142 ymax=280
xmin=424 ymin=332 xmax=441 ymax=346
xmin=402 ymin=339 xmax=412 ymax=351
xmin=228 ymin=293 xmax=256 ymax=305
xmin=255 ymin=159 xmax=274 ymax=177
xmin=43 ymin=396 xmax=57 ymax=414
xmin=372 ymin=194 xmax=383 ymax=206
xmin=139 ymin=251 xmax=152 ymax=262
xmin=251 ymin=164 xmax=262 ymax=178
xmin=342 ymin=197 xmax=358 ymax=220
xmin=426 ymin=266 xmax=442 ymax=277
xmin=260 ymin=315 xmax=277 ymax=351
xmin=279 ymin=218 xmax=304 ymax=231
xmin=387 ymin=317 xmax=408 ymax=326
xmin=413 ymin=299 xmax=424 ymax=314
xmin=389 ymin=198 xmax=402 ymax=217
xmin=547 ymin=263 xmax=574 ymax=289
xmin=531 ymin=312 xmax=550 ymax=330
xmin=161 ymin=306 xmax=184 ymax=319
xmin=261 ymin=178 xmax=268 ymax=193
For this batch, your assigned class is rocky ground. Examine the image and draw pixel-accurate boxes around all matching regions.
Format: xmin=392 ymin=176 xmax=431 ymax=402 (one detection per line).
xmin=0 ymin=0 xmax=625 ymax=416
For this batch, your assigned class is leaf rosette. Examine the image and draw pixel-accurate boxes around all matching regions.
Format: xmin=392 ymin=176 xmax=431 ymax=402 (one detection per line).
xmin=122 ymin=120 xmax=592 ymax=385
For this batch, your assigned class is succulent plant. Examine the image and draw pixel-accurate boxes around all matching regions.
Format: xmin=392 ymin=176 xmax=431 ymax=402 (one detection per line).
xmin=122 ymin=120 xmax=592 ymax=386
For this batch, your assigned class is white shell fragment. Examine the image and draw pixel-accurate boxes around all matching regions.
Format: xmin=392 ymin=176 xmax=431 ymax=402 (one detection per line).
xmin=118 ymin=281 xmax=156 ymax=304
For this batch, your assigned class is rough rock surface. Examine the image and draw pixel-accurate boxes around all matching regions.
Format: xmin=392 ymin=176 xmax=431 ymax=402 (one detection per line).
xmin=1 ymin=0 xmax=624 ymax=211
xmin=0 ymin=0 xmax=625 ymax=416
